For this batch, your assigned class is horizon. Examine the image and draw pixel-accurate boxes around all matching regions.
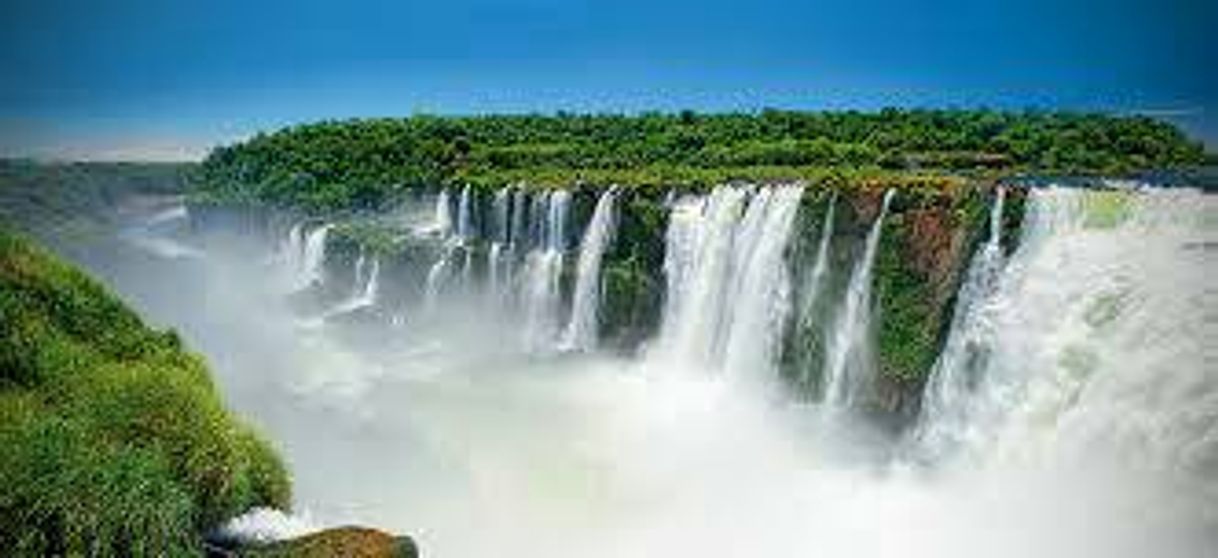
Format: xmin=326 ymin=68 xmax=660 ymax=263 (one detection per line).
xmin=2 ymin=0 xmax=1214 ymax=161
xmin=1 ymin=106 xmax=1212 ymax=164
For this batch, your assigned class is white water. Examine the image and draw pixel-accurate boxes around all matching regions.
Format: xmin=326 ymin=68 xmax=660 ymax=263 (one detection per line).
xmin=916 ymin=188 xmax=1217 ymax=488
xmin=720 ymin=186 xmax=804 ymax=380
xmin=458 ymin=185 xmax=475 ymax=282
xmin=561 ymin=188 xmax=618 ymax=352
xmin=658 ymin=186 xmax=750 ymax=365
xmin=298 ymin=223 xmax=333 ymax=290
xmin=488 ymin=188 xmax=512 ymax=304
xmin=521 ymin=190 xmax=571 ymax=352
xmin=656 ymin=185 xmax=805 ymax=380
xmin=916 ymin=186 xmax=1007 ymax=457
xmin=433 ymin=189 xmax=453 ymax=237
xmin=98 ymin=184 xmax=1216 ymax=558
xmin=822 ymin=189 xmax=894 ymax=406
xmin=327 ymin=251 xmax=380 ymax=317
xmin=424 ymin=189 xmax=459 ymax=311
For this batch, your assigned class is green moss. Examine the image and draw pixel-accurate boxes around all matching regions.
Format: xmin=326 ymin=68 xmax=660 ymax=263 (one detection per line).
xmin=0 ymin=228 xmax=290 ymax=555
xmin=873 ymin=185 xmax=991 ymax=389
xmin=873 ymin=222 xmax=941 ymax=383
xmin=598 ymin=191 xmax=668 ymax=347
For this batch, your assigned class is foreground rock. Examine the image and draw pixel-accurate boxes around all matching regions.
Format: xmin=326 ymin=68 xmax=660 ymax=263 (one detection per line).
xmin=210 ymin=527 xmax=418 ymax=558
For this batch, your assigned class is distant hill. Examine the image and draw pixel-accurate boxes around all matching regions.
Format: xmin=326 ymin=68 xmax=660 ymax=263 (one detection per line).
xmin=0 ymin=160 xmax=195 ymax=242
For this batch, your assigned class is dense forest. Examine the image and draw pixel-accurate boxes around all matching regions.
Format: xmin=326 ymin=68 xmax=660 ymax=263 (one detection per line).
xmin=194 ymin=109 xmax=1206 ymax=211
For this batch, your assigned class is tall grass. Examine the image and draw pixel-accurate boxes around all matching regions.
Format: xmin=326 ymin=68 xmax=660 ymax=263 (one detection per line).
xmin=0 ymin=229 xmax=290 ymax=555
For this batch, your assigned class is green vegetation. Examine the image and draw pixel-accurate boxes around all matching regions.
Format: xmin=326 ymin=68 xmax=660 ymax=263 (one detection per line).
xmin=0 ymin=160 xmax=194 ymax=242
xmin=0 ymin=228 xmax=289 ymax=555
xmin=194 ymin=109 xmax=1205 ymax=211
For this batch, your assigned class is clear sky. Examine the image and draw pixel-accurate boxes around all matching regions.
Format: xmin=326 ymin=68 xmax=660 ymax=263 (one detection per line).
xmin=2 ymin=0 xmax=1213 ymax=160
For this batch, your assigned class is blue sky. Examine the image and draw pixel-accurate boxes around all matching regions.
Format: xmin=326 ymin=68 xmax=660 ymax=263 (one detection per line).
xmin=2 ymin=0 xmax=1213 ymax=160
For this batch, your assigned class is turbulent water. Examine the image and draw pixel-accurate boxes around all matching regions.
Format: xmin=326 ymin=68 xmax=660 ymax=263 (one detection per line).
xmin=99 ymin=184 xmax=1215 ymax=557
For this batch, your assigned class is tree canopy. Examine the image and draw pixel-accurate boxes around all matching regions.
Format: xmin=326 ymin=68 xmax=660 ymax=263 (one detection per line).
xmin=194 ymin=109 xmax=1206 ymax=211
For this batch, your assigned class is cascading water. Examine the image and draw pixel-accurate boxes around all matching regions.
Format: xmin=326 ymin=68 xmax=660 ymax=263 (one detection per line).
xmin=507 ymin=188 xmax=529 ymax=298
xmin=915 ymin=186 xmax=1007 ymax=457
xmin=915 ymin=187 xmax=1217 ymax=492
xmin=720 ymin=186 xmax=804 ymax=379
xmin=487 ymin=188 xmax=512 ymax=304
xmin=433 ymin=189 xmax=453 ymax=237
xmin=794 ymin=193 xmax=837 ymax=385
xmin=97 ymin=181 xmax=1216 ymax=558
xmin=520 ymin=190 xmax=571 ymax=352
xmin=456 ymin=185 xmax=474 ymax=240
xmin=656 ymin=185 xmax=803 ymax=379
xmin=324 ymin=250 xmax=381 ymax=316
xmin=424 ymin=190 xmax=455 ymax=312
xmin=299 ymin=223 xmax=333 ymax=290
xmin=659 ymin=186 xmax=750 ymax=365
xmin=822 ymin=189 xmax=893 ymax=406
xmin=350 ymin=251 xmax=368 ymax=299
xmin=560 ymin=187 xmax=618 ymax=352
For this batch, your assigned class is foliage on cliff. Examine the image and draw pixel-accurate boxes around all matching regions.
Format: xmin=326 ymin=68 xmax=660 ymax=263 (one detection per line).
xmin=193 ymin=109 xmax=1204 ymax=211
xmin=0 ymin=160 xmax=194 ymax=242
xmin=0 ymin=229 xmax=289 ymax=555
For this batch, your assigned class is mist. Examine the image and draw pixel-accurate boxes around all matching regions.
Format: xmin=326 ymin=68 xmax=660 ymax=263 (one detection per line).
xmin=73 ymin=186 xmax=1217 ymax=558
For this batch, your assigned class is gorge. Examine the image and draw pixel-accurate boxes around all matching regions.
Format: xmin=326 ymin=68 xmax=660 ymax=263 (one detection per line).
xmin=2 ymin=110 xmax=1213 ymax=556
xmin=181 ymin=177 xmax=1212 ymax=557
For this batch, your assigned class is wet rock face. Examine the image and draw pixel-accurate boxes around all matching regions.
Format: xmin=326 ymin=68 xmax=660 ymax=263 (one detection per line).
xmin=212 ymin=527 xmax=418 ymax=558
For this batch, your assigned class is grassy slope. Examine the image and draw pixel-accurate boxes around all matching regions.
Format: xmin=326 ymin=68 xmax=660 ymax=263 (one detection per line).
xmin=0 ymin=228 xmax=288 ymax=556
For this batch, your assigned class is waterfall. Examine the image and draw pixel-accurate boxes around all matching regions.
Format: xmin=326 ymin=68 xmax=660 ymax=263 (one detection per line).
xmin=456 ymin=185 xmax=474 ymax=240
xmin=350 ymin=252 xmax=368 ymax=298
xmin=659 ymin=186 xmax=750 ymax=365
xmin=433 ymin=188 xmax=453 ymax=237
xmin=822 ymin=189 xmax=894 ymax=406
xmin=278 ymin=222 xmax=306 ymax=276
xmin=656 ymin=185 xmax=804 ymax=378
xmin=325 ymin=250 xmax=381 ymax=316
xmin=457 ymin=185 xmax=475 ymax=282
xmin=560 ymin=187 xmax=618 ymax=352
xmin=914 ymin=187 xmax=1214 ymax=487
xmin=507 ymin=188 xmax=528 ymax=295
xmin=424 ymin=189 xmax=458 ymax=312
xmin=488 ymin=188 xmax=512 ymax=303
xmin=299 ymin=223 xmax=333 ymax=290
xmin=348 ymin=251 xmax=380 ymax=309
xmin=915 ymin=186 xmax=1007 ymax=456
xmin=796 ymin=194 xmax=837 ymax=385
xmin=520 ymin=190 xmax=571 ymax=352
xmin=720 ymin=186 xmax=804 ymax=379
xmin=510 ymin=188 xmax=528 ymax=251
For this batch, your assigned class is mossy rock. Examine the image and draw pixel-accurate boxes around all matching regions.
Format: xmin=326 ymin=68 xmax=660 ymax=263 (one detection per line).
xmin=231 ymin=527 xmax=418 ymax=558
